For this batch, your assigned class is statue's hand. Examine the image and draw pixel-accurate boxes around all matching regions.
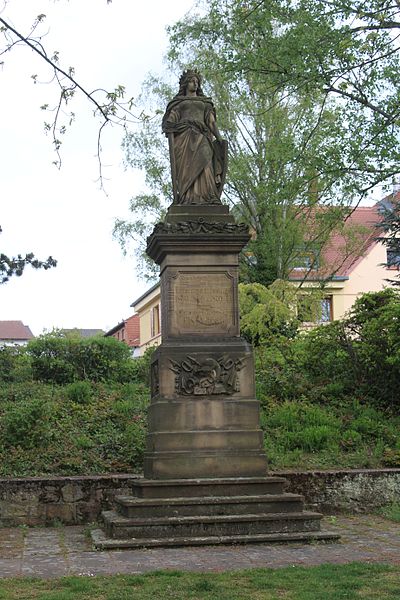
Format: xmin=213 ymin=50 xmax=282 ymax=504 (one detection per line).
xmin=215 ymin=175 xmax=221 ymax=184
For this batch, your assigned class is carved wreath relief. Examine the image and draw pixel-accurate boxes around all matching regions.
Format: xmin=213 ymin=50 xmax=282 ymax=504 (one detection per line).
xmin=170 ymin=355 xmax=246 ymax=396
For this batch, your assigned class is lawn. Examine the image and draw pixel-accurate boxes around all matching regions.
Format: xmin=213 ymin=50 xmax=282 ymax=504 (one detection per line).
xmin=0 ymin=563 xmax=399 ymax=600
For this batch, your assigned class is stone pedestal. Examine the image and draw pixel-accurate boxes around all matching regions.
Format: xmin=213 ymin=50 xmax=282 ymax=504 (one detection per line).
xmin=92 ymin=203 xmax=339 ymax=548
xmin=144 ymin=204 xmax=268 ymax=479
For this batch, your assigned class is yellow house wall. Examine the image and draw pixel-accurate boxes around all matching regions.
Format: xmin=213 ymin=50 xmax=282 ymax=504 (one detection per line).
xmin=133 ymin=286 xmax=161 ymax=355
xmin=331 ymin=241 xmax=392 ymax=320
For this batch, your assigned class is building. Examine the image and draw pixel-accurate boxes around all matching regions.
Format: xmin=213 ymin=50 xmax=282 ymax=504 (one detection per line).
xmin=0 ymin=321 xmax=34 ymax=345
xmin=289 ymin=202 xmax=399 ymax=322
xmin=104 ymin=314 xmax=140 ymax=356
xmin=130 ymin=283 xmax=161 ymax=356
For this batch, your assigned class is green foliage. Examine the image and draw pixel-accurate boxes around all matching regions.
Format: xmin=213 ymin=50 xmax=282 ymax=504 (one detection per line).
xmin=251 ymin=289 xmax=400 ymax=468
xmin=0 ymin=226 xmax=57 ymax=284
xmin=0 ymin=345 xmax=32 ymax=382
xmin=129 ymin=346 xmax=156 ymax=386
xmin=0 ymin=381 xmax=149 ymax=476
xmin=27 ymin=333 xmax=137 ymax=385
xmin=260 ymin=396 xmax=400 ymax=470
xmin=169 ymin=0 xmax=400 ymax=201
xmin=278 ymin=289 xmax=400 ymax=409
xmin=379 ymin=201 xmax=400 ymax=286
xmin=239 ymin=280 xmax=323 ymax=345
xmin=65 ymin=381 xmax=92 ymax=405
xmin=379 ymin=502 xmax=400 ymax=524
xmin=1 ymin=397 xmax=51 ymax=450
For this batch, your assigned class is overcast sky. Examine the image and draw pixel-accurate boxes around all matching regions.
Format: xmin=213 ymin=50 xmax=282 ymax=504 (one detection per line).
xmin=0 ymin=0 xmax=195 ymax=335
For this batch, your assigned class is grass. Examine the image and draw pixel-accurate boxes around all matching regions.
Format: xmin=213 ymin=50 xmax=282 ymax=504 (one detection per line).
xmin=379 ymin=503 xmax=400 ymax=523
xmin=0 ymin=563 xmax=399 ymax=600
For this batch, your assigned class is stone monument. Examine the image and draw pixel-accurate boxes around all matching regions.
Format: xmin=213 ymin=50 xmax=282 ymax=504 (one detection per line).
xmin=93 ymin=70 xmax=338 ymax=548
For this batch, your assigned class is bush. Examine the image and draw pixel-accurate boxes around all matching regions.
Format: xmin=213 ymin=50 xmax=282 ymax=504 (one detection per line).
xmin=130 ymin=346 xmax=156 ymax=386
xmin=27 ymin=333 xmax=138 ymax=384
xmin=1 ymin=398 xmax=51 ymax=450
xmin=65 ymin=381 xmax=92 ymax=404
xmin=0 ymin=381 xmax=150 ymax=476
xmin=0 ymin=345 xmax=32 ymax=383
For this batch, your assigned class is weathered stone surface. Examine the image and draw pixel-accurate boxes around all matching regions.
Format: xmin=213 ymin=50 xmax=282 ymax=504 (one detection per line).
xmin=144 ymin=206 xmax=266 ymax=481
xmin=0 ymin=475 xmax=139 ymax=526
xmin=281 ymin=468 xmax=400 ymax=513
xmin=169 ymin=271 xmax=236 ymax=336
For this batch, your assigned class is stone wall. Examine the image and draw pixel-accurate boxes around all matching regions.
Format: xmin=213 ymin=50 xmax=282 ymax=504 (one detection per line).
xmin=280 ymin=468 xmax=400 ymax=514
xmin=0 ymin=469 xmax=399 ymax=527
xmin=0 ymin=475 xmax=140 ymax=527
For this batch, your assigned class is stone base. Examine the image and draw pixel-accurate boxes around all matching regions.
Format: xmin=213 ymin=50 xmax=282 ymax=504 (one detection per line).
xmin=143 ymin=450 xmax=268 ymax=479
xmin=92 ymin=477 xmax=340 ymax=549
xmin=145 ymin=339 xmax=268 ymax=480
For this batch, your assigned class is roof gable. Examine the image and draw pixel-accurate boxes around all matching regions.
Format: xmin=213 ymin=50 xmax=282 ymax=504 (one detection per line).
xmin=0 ymin=321 xmax=34 ymax=340
xmin=289 ymin=204 xmax=384 ymax=281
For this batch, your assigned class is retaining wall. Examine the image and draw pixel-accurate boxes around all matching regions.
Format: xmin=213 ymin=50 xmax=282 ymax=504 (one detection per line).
xmin=0 ymin=469 xmax=399 ymax=526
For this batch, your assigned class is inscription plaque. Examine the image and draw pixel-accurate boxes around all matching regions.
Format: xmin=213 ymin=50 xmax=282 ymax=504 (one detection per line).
xmin=170 ymin=272 xmax=236 ymax=335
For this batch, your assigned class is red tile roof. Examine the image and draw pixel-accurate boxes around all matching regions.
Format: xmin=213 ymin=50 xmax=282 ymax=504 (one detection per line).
xmin=0 ymin=321 xmax=34 ymax=340
xmin=289 ymin=204 xmax=384 ymax=281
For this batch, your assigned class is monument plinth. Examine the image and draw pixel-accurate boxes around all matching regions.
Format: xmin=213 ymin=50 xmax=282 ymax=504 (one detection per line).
xmin=144 ymin=204 xmax=268 ymax=479
xmin=92 ymin=69 xmax=339 ymax=548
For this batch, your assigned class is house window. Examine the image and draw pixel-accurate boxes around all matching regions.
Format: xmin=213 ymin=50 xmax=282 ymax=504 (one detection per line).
xmin=387 ymin=247 xmax=400 ymax=268
xmin=320 ymin=297 xmax=333 ymax=323
xmin=292 ymin=246 xmax=320 ymax=270
xmin=151 ymin=304 xmax=161 ymax=338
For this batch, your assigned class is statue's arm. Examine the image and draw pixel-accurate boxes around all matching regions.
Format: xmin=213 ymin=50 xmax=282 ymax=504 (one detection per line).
xmin=207 ymin=109 xmax=223 ymax=143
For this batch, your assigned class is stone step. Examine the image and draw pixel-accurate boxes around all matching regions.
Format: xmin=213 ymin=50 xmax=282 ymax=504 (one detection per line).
xmin=130 ymin=477 xmax=287 ymax=498
xmin=91 ymin=527 xmax=340 ymax=550
xmin=102 ymin=510 xmax=323 ymax=540
xmin=115 ymin=493 xmax=305 ymax=518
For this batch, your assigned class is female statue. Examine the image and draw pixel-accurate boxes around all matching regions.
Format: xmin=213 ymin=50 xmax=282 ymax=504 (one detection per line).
xmin=162 ymin=70 xmax=227 ymax=205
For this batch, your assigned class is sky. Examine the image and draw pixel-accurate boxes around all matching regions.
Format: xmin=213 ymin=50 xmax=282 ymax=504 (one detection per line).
xmin=0 ymin=0 xmax=195 ymax=335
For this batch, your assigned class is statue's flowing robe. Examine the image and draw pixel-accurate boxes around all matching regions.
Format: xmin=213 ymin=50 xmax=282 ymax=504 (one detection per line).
xmin=162 ymin=95 xmax=224 ymax=205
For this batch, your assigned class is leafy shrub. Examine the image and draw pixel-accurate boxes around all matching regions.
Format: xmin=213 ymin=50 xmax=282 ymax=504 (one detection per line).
xmin=124 ymin=415 xmax=148 ymax=471
xmin=1 ymin=398 xmax=51 ymax=450
xmin=239 ymin=280 xmax=322 ymax=345
xmin=130 ymin=346 xmax=156 ymax=386
xmin=0 ymin=345 xmax=32 ymax=382
xmin=27 ymin=333 xmax=138 ymax=384
xmin=65 ymin=381 xmax=92 ymax=404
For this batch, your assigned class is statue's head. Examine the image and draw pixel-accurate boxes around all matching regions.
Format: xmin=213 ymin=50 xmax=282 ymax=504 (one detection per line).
xmin=178 ymin=69 xmax=204 ymax=96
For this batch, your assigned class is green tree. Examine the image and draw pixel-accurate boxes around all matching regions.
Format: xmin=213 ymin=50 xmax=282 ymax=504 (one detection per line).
xmin=169 ymin=0 xmax=400 ymax=199
xmin=27 ymin=332 xmax=136 ymax=384
xmin=378 ymin=197 xmax=400 ymax=285
xmin=239 ymin=280 xmax=323 ymax=345
xmin=114 ymin=51 xmax=358 ymax=285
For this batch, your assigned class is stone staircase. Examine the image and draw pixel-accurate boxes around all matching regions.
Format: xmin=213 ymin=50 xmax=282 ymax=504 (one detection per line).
xmin=91 ymin=477 xmax=339 ymax=549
